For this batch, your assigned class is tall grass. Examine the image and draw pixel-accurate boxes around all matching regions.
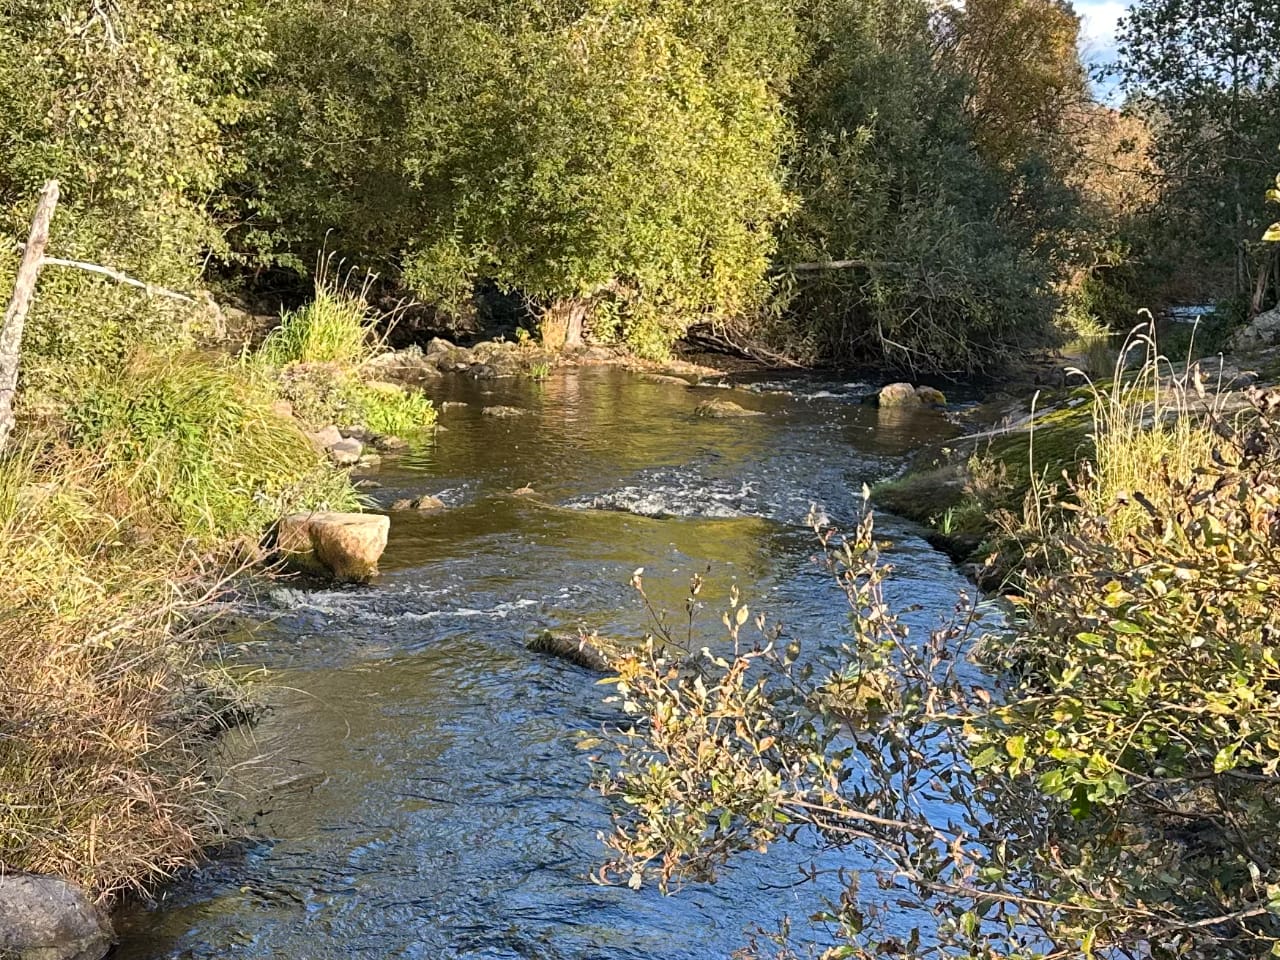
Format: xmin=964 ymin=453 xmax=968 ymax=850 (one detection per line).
xmin=0 ymin=445 xmax=234 ymax=898
xmin=257 ymin=267 xmax=382 ymax=369
xmin=65 ymin=353 xmax=358 ymax=542
xmin=1064 ymin=322 xmax=1222 ymax=540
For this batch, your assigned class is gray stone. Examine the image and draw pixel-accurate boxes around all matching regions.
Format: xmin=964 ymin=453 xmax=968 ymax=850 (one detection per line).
xmin=1231 ymin=306 xmax=1280 ymax=349
xmin=277 ymin=512 xmax=390 ymax=582
xmin=468 ymin=363 xmax=500 ymax=380
xmin=425 ymin=337 xmax=456 ymax=357
xmin=328 ymin=438 xmax=364 ymax=466
xmin=481 ymin=405 xmax=526 ymax=418
xmin=308 ymin=425 xmax=343 ymax=452
xmin=0 ymin=874 xmax=113 ymax=960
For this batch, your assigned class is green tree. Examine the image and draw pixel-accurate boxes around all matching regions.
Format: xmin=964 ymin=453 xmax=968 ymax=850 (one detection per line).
xmin=937 ymin=0 xmax=1087 ymax=172
xmin=1114 ymin=0 xmax=1280 ymax=298
xmin=773 ymin=0 xmax=1072 ymax=372
xmin=0 ymin=0 xmax=265 ymax=386
xmin=241 ymin=0 xmax=798 ymax=358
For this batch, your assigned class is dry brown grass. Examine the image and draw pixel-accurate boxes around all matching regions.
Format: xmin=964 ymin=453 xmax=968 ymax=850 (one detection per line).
xmin=0 ymin=442 xmax=239 ymax=901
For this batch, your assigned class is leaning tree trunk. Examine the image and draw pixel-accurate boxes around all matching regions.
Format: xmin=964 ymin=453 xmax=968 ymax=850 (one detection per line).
xmin=0 ymin=180 xmax=59 ymax=454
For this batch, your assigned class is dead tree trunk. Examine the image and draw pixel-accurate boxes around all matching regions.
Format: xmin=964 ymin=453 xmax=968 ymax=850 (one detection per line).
xmin=0 ymin=180 xmax=59 ymax=454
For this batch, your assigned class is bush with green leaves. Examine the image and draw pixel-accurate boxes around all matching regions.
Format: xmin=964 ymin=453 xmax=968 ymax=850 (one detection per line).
xmin=237 ymin=0 xmax=797 ymax=358
xmin=597 ymin=392 xmax=1280 ymax=957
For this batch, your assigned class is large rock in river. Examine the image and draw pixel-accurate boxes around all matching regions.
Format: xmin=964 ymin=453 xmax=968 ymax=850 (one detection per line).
xmin=277 ymin=512 xmax=389 ymax=582
xmin=876 ymin=382 xmax=947 ymax=409
xmin=0 ymin=874 xmax=113 ymax=960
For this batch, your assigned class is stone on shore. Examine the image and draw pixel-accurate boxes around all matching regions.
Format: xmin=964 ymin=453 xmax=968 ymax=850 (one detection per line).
xmin=0 ymin=874 xmax=113 ymax=960
xmin=694 ymin=399 xmax=764 ymax=418
xmin=277 ymin=512 xmax=389 ymax=582
xmin=307 ymin=425 xmax=343 ymax=451
xmin=327 ymin=437 xmax=364 ymax=466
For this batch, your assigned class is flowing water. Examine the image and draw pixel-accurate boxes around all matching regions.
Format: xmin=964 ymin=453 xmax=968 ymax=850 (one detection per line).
xmin=115 ymin=367 xmax=974 ymax=960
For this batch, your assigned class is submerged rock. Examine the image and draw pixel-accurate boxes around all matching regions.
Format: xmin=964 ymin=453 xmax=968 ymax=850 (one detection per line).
xmin=277 ymin=512 xmax=390 ymax=582
xmin=527 ymin=631 xmax=623 ymax=672
xmin=0 ymin=874 xmax=113 ymax=960
xmin=694 ymin=399 xmax=764 ymax=418
xmin=389 ymin=495 xmax=446 ymax=512
xmin=481 ymin=405 xmax=525 ymax=418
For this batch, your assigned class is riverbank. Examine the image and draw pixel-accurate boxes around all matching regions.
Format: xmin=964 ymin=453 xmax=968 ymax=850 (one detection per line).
xmin=869 ymin=314 xmax=1280 ymax=587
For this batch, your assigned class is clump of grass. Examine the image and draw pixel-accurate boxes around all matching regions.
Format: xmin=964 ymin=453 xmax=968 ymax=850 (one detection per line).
xmin=345 ymin=380 xmax=437 ymax=435
xmin=257 ymin=267 xmax=382 ymax=369
xmin=1063 ymin=323 xmax=1221 ymax=541
xmin=65 ymin=352 xmax=358 ymax=543
xmin=276 ymin=364 xmax=436 ymax=436
xmin=0 ymin=443 xmax=239 ymax=900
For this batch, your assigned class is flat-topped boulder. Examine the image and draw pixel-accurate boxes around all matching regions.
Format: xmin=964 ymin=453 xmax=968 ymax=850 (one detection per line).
xmin=0 ymin=874 xmax=113 ymax=960
xmin=276 ymin=512 xmax=389 ymax=582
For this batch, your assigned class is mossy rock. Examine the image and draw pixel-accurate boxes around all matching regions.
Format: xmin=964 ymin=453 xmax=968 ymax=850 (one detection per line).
xmin=872 ymin=464 xmax=968 ymax=525
xmin=694 ymin=399 xmax=764 ymax=418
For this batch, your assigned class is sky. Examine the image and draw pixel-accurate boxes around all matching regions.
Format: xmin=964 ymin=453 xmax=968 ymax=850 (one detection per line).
xmin=1075 ymin=0 xmax=1128 ymax=99
xmin=1076 ymin=0 xmax=1126 ymax=67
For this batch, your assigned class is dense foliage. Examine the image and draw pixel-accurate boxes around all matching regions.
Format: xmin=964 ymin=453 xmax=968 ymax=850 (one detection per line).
xmin=597 ymin=383 xmax=1280 ymax=956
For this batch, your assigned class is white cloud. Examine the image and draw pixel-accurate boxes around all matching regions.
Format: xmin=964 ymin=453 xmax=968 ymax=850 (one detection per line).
xmin=1075 ymin=0 xmax=1128 ymax=62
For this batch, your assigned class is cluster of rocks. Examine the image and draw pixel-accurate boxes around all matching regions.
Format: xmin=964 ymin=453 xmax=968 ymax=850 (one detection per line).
xmin=1230 ymin=305 xmax=1280 ymax=350
xmin=364 ymin=337 xmax=547 ymax=383
xmin=306 ymin=424 xmax=406 ymax=469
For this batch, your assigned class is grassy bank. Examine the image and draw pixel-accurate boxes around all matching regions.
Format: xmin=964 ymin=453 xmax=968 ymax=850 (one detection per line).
xmin=0 ymin=270 xmax=433 ymax=902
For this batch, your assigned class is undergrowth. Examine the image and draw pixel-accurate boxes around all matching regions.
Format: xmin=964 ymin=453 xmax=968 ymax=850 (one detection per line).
xmin=0 ymin=443 xmax=243 ymax=899
xmin=65 ymin=353 xmax=358 ymax=542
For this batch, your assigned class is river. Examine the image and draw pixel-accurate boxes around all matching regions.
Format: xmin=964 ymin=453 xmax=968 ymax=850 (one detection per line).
xmin=114 ymin=366 xmax=974 ymax=960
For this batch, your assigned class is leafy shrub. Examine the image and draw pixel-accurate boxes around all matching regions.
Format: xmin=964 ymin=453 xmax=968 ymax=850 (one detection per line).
xmin=64 ymin=354 xmax=356 ymax=542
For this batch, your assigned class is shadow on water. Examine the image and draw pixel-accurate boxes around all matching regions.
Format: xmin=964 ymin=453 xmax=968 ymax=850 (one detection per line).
xmin=115 ymin=367 xmax=976 ymax=959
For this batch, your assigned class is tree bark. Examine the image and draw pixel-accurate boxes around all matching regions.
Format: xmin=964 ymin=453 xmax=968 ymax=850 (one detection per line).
xmin=0 ymin=180 xmax=59 ymax=454
xmin=1251 ymin=252 xmax=1273 ymax=316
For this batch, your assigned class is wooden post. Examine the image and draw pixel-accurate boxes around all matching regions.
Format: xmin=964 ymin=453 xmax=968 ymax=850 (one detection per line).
xmin=0 ymin=180 xmax=59 ymax=454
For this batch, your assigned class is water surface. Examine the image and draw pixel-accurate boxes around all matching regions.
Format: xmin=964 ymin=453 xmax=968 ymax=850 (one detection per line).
xmin=116 ymin=368 xmax=972 ymax=959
